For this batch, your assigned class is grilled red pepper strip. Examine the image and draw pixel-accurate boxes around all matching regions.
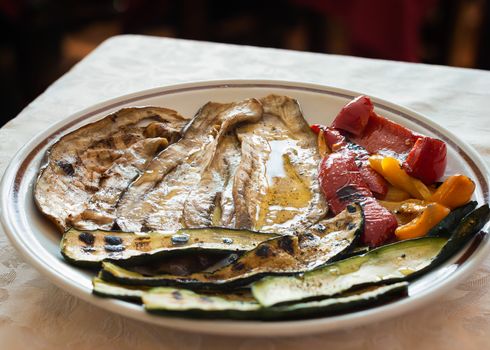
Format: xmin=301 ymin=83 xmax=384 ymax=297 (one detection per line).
xmin=403 ymin=137 xmax=447 ymax=185
xmin=331 ymin=95 xmax=372 ymax=136
xmin=331 ymin=95 xmax=447 ymax=184
xmin=319 ymin=151 xmax=397 ymax=247
xmin=322 ymin=127 xmax=388 ymax=199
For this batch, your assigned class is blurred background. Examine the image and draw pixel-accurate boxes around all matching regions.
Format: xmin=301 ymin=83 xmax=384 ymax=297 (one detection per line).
xmin=1 ymin=0 xmax=489 ymax=125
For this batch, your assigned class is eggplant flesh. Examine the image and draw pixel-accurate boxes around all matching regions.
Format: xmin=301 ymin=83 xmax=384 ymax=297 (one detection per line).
xmin=35 ymin=107 xmax=189 ymax=232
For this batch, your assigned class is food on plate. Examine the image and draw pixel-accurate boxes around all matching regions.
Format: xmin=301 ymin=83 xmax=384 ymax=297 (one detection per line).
xmin=252 ymin=237 xmax=447 ymax=307
xmin=98 ymin=204 xmax=362 ymax=289
xmin=427 ymin=201 xmax=477 ymax=237
xmin=318 ymin=148 xmax=398 ymax=247
xmin=317 ymin=124 xmax=389 ymax=198
xmin=34 ymin=93 xmax=488 ymax=321
xmin=106 ymin=95 xmax=326 ymax=234
xmin=394 ymin=203 xmax=450 ymax=240
xmin=61 ymin=227 xmax=278 ymax=268
xmin=252 ymin=205 xmax=489 ymax=307
xmin=430 ymin=174 xmax=476 ymax=209
xmin=368 ymin=156 xmax=432 ymax=200
xmin=114 ymin=98 xmax=264 ymax=232
xmin=94 ymin=277 xmax=409 ymax=320
xmin=142 ymin=282 xmax=409 ymax=320
xmin=326 ymin=95 xmax=447 ymax=185
xmin=231 ymin=95 xmax=327 ymax=234
xmin=35 ymin=107 xmax=189 ymax=231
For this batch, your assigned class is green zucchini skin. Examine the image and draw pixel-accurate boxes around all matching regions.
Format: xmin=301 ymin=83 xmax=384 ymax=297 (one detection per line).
xmin=337 ymin=245 xmax=371 ymax=259
xmin=426 ymin=204 xmax=490 ymax=270
xmin=92 ymin=276 xmax=407 ymax=320
xmin=252 ymin=204 xmax=490 ymax=307
xmin=252 ymin=237 xmax=447 ymax=307
xmin=262 ymin=282 xmax=408 ymax=320
xmin=92 ymin=277 xmax=149 ymax=302
xmin=99 ymin=204 xmax=363 ymax=290
xmin=142 ymin=282 xmax=408 ymax=320
xmin=427 ymin=201 xmax=477 ymax=237
xmin=60 ymin=227 xmax=277 ymax=268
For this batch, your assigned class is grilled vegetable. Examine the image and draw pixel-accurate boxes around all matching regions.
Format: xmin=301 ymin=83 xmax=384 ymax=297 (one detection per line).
xmin=93 ymin=277 xmax=149 ymax=302
xmin=252 ymin=237 xmax=446 ymax=307
xmin=252 ymin=204 xmax=489 ymax=306
xmin=143 ymin=282 xmax=408 ymax=320
xmin=384 ymin=185 xmax=411 ymax=202
xmin=93 ymin=276 xmax=407 ymax=320
xmin=430 ymin=204 xmax=490 ymax=266
xmin=331 ymin=97 xmax=417 ymax=155
xmin=35 ymin=107 xmax=189 ymax=232
xmin=319 ymin=126 xmax=389 ymax=198
xmin=100 ymin=204 xmax=363 ymax=289
xmin=144 ymin=288 xmax=258 ymax=319
xmin=379 ymin=199 xmax=428 ymax=225
xmin=319 ymin=151 xmax=397 ymax=246
xmin=115 ymin=95 xmax=328 ymax=235
xmin=331 ymin=95 xmax=372 ymax=136
xmin=316 ymin=129 xmax=330 ymax=157
xmin=403 ymin=137 xmax=447 ymax=185
xmin=427 ymin=201 xmax=477 ymax=237
xmin=395 ymin=203 xmax=450 ymax=240
xmin=232 ymin=95 xmax=328 ymax=234
xmin=330 ymin=95 xmax=446 ymax=184
xmin=61 ymin=227 xmax=278 ymax=268
xmin=429 ymin=175 xmax=475 ymax=209
xmin=124 ymin=252 xmax=233 ymax=277
xmin=369 ymin=156 xmax=431 ymax=200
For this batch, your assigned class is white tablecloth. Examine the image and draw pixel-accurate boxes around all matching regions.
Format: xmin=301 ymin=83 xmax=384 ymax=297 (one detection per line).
xmin=1 ymin=35 xmax=489 ymax=349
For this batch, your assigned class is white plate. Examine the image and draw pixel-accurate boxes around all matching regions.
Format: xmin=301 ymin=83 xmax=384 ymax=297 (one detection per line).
xmin=1 ymin=80 xmax=489 ymax=337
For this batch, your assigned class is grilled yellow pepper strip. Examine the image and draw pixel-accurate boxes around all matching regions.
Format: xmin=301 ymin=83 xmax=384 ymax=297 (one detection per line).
xmin=430 ymin=174 xmax=475 ymax=210
xmin=369 ymin=156 xmax=432 ymax=200
xmin=368 ymin=154 xmax=384 ymax=174
xmin=317 ymin=130 xmax=330 ymax=157
xmin=384 ymin=185 xmax=411 ymax=202
xmin=395 ymin=202 xmax=450 ymax=240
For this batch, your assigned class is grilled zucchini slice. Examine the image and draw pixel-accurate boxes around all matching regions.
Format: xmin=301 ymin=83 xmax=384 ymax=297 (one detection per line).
xmin=252 ymin=204 xmax=490 ymax=307
xmin=100 ymin=204 xmax=363 ymax=289
xmin=252 ymin=237 xmax=446 ymax=307
xmin=61 ymin=227 xmax=278 ymax=267
xmin=92 ymin=277 xmax=149 ymax=302
xmin=142 ymin=282 xmax=408 ymax=320
xmin=427 ymin=201 xmax=477 ymax=237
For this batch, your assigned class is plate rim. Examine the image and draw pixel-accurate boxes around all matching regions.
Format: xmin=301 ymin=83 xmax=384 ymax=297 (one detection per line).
xmin=1 ymin=79 xmax=489 ymax=337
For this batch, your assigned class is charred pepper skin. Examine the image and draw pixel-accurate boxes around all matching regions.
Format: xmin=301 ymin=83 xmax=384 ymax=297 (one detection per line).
xmin=327 ymin=95 xmax=447 ymax=185
xmin=319 ymin=151 xmax=397 ymax=247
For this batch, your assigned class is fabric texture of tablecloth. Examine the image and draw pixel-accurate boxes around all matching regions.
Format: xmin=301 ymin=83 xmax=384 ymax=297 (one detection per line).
xmin=1 ymin=35 xmax=489 ymax=349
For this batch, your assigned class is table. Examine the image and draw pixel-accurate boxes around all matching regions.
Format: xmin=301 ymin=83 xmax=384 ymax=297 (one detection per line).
xmin=1 ymin=35 xmax=489 ymax=349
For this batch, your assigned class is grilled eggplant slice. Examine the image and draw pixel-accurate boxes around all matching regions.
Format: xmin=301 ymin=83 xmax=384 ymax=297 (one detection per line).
xmin=114 ymin=95 xmax=328 ymax=234
xmin=35 ymin=107 xmax=189 ymax=232
xmin=115 ymin=98 xmax=264 ymax=232
xmin=61 ymin=227 xmax=278 ymax=268
xmin=232 ymin=95 xmax=327 ymax=234
xmin=100 ymin=204 xmax=363 ymax=289
xmin=142 ymin=282 xmax=408 ymax=320
xmin=252 ymin=204 xmax=489 ymax=306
